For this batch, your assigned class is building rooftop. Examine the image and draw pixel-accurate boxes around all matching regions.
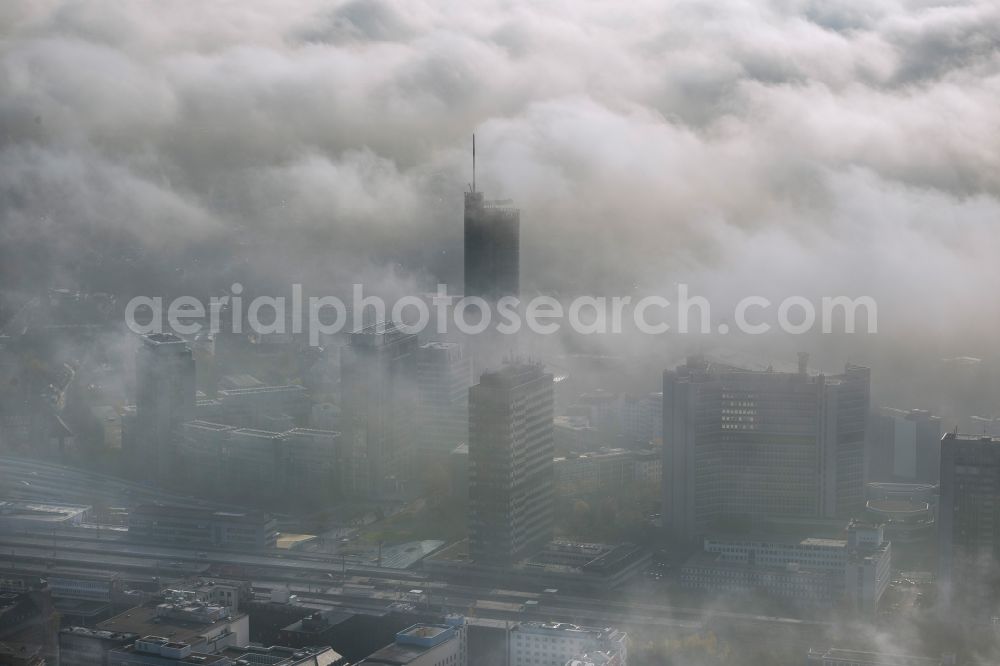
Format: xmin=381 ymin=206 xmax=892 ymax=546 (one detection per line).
xmin=807 ymin=647 xmax=945 ymax=665
xmin=512 ymin=622 xmax=624 ymax=642
xmin=142 ymin=333 xmax=190 ymax=351
xmin=0 ymin=500 xmax=90 ymax=522
xmin=60 ymin=625 xmax=138 ymax=642
xmin=131 ymin=504 xmax=273 ymax=525
xmin=220 ymin=644 xmax=342 ymax=665
xmin=111 ymin=638 xmax=229 ymax=665
xmin=97 ymin=602 xmax=244 ymax=642
xmin=357 ymin=623 xmax=458 ymax=664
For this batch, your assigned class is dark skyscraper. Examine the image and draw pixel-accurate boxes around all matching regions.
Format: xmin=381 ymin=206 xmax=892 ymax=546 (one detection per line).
xmin=340 ymin=321 xmax=419 ymax=499
xmin=134 ymin=333 xmax=196 ymax=482
xmin=938 ymin=433 xmax=1000 ymax=618
xmin=662 ymin=355 xmax=869 ymax=543
xmin=463 ymin=139 xmax=519 ymax=302
xmin=468 ymin=361 xmax=554 ymax=565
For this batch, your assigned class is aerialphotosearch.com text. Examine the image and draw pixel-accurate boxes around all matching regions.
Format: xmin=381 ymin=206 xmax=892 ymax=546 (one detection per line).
xmin=125 ymin=283 xmax=877 ymax=345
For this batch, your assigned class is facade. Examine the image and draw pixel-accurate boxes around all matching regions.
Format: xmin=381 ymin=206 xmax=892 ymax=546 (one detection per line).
xmin=679 ymin=522 xmax=890 ymax=612
xmin=340 ymin=322 xmax=419 ymax=499
xmin=468 ymin=362 xmax=554 ymax=565
xmin=417 ymin=342 xmax=471 ymax=458
xmin=127 ymin=504 xmax=278 ymax=550
xmin=868 ymin=408 xmax=942 ymax=484
xmin=133 ymin=334 xmax=195 ymax=482
xmin=662 ymin=355 xmax=870 ymax=543
xmin=938 ymin=433 xmax=1000 ymax=618
xmin=508 ymin=623 xmax=627 ymax=666
xmin=357 ymin=618 xmax=466 ymax=666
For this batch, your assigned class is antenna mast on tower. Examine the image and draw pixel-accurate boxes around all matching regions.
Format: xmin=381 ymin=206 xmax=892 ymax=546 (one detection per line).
xmin=472 ymin=134 xmax=477 ymax=193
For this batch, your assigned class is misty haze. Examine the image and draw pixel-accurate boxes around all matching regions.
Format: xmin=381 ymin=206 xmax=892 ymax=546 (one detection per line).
xmin=1 ymin=0 xmax=999 ymax=665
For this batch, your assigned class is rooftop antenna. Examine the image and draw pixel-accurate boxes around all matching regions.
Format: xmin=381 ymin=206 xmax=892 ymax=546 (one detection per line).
xmin=472 ymin=133 xmax=476 ymax=193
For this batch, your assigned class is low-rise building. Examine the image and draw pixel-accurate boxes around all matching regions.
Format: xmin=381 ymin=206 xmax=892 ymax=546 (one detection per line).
xmin=220 ymin=644 xmax=344 ymax=666
xmin=680 ymin=522 xmax=891 ymax=613
xmin=59 ymin=626 xmax=139 ymax=666
xmin=356 ymin=618 xmax=466 ymax=666
xmin=0 ymin=500 xmax=91 ymax=530
xmin=554 ymin=449 xmax=660 ymax=496
xmin=128 ymin=504 xmax=277 ymax=550
xmin=97 ymin=598 xmax=249 ymax=654
xmin=508 ymin=622 xmax=627 ymax=666
xmin=806 ymin=648 xmax=954 ymax=665
xmin=47 ymin=568 xmax=122 ymax=625
xmin=176 ymin=421 xmax=340 ymax=506
xmin=107 ymin=636 xmax=229 ymax=666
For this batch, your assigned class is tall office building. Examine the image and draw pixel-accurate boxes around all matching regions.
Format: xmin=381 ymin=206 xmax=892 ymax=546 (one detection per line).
xmin=340 ymin=321 xmax=419 ymax=499
xmin=468 ymin=361 xmax=554 ymax=565
xmin=462 ymin=145 xmax=520 ymax=373
xmin=662 ymin=355 xmax=869 ymax=543
xmin=868 ymin=408 xmax=942 ymax=484
xmin=463 ymin=190 xmax=519 ymax=302
xmin=938 ymin=433 xmax=1000 ymax=618
xmin=417 ymin=341 xmax=472 ymax=458
xmin=134 ymin=333 xmax=195 ymax=482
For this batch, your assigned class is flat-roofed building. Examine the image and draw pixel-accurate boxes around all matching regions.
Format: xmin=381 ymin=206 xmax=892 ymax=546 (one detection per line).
xmin=806 ymin=647 xmax=953 ymax=666
xmin=680 ymin=522 xmax=890 ymax=613
xmin=60 ymin=626 xmax=139 ymax=666
xmin=97 ymin=599 xmax=248 ymax=655
xmin=127 ymin=504 xmax=277 ymax=550
xmin=508 ymin=622 xmax=627 ymax=666
xmin=357 ymin=618 xmax=466 ymax=666
xmin=107 ymin=636 xmax=230 ymax=666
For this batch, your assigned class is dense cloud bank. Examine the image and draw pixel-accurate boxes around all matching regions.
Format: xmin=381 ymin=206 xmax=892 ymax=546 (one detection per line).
xmin=1 ymin=0 xmax=998 ymax=358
